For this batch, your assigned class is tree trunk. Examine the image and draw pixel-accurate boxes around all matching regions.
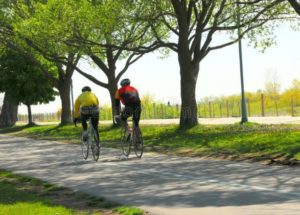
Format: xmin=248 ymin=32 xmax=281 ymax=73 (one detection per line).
xmin=179 ymin=64 xmax=199 ymax=128
xmin=108 ymin=85 xmax=119 ymax=125
xmin=288 ymin=0 xmax=300 ymax=16
xmin=58 ymin=79 xmax=72 ymax=125
xmin=27 ymin=104 xmax=34 ymax=125
xmin=107 ymin=73 xmax=119 ymax=126
xmin=0 ymin=93 xmax=18 ymax=127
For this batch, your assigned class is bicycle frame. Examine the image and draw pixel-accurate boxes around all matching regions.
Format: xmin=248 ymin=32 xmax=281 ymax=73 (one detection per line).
xmin=75 ymin=117 xmax=100 ymax=161
xmin=114 ymin=115 xmax=143 ymax=158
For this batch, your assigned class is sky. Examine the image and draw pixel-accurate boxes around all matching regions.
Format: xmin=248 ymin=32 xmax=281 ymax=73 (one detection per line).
xmin=9 ymin=23 xmax=300 ymax=114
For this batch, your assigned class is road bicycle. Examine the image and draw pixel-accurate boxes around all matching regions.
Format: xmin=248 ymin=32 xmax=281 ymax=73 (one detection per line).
xmin=75 ymin=117 xmax=100 ymax=161
xmin=114 ymin=115 xmax=143 ymax=158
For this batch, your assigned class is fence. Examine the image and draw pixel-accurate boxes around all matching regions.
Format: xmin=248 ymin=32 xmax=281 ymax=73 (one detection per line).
xmin=17 ymin=94 xmax=300 ymax=122
xmin=18 ymin=112 xmax=61 ymax=123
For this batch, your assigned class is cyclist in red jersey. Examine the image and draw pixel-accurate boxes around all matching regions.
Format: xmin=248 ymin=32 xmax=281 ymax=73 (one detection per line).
xmin=115 ymin=78 xmax=141 ymax=130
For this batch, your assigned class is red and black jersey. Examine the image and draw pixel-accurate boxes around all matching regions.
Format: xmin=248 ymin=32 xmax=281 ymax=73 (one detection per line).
xmin=115 ymin=85 xmax=140 ymax=105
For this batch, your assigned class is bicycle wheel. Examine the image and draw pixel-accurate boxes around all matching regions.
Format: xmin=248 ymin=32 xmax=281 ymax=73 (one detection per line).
xmin=121 ymin=128 xmax=131 ymax=157
xmin=81 ymin=131 xmax=89 ymax=160
xmin=91 ymin=128 xmax=100 ymax=161
xmin=133 ymin=127 xmax=143 ymax=158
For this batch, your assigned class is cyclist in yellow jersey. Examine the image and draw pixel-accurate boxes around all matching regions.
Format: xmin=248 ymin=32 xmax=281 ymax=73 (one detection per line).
xmin=74 ymin=86 xmax=99 ymax=140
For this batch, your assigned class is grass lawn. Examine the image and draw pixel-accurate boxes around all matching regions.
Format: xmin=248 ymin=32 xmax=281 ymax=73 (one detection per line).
xmin=0 ymin=169 xmax=144 ymax=215
xmin=1 ymin=122 xmax=300 ymax=164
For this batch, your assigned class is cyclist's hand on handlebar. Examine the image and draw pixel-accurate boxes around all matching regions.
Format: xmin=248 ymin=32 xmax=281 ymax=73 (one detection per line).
xmin=114 ymin=115 xmax=121 ymax=124
xmin=73 ymin=117 xmax=79 ymax=126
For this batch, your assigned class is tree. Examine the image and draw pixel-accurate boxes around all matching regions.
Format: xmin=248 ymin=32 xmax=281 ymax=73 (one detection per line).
xmin=281 ymin=79 xmax=300 ymax=109
xmin=12 ymin=0 xmax=166 ymax=124
xmin=141 ymin=0 xmax=293 ymax=127
xmin=0 ymin=93 xmax=18 ymax=127
xmin=0 ymin=50 xmax=57 ymax=125
xmin=0 ymin=0 xmax=80 ymax=124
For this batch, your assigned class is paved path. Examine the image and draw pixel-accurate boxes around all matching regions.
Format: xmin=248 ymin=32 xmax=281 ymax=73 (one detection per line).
xmin=0 ymin=135 xmax=299 ymax=215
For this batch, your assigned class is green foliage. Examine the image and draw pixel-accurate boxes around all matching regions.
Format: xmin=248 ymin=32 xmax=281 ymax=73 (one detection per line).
xmin=144 ymin=0 xmax=295 ymax=53
xmin=239 ymin=1 xmax=295 ymax=52
xmin=0 ymin=49 xmax=57 ymax=106
xmin=11 ymin=0 xmax=168 ymax=60
xmin=11 ymin=0 xmax=89 ymax=55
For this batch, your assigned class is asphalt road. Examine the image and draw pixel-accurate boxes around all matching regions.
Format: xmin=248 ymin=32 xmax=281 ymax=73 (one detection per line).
xmin=0 ymin=134 xmax=299 ymax=215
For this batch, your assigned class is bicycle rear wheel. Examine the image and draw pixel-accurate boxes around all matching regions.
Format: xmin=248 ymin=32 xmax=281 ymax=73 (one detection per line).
xmin=81 ymin=132 xmax=89 ymax=160
xmin=121 ymin=129 xmax=131 ymax=157
xmin=91 ymin=128 xmax=100 ymax=161
xmin=133 ymin=127 xmax=143 ymax=158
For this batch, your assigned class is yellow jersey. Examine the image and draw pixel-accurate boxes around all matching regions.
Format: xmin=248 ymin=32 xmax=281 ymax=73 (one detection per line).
xmin=74 ymin=92 xmax=99 ymax=118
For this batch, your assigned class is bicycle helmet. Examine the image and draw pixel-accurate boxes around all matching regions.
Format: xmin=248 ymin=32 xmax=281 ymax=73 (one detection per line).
xmin=120 ymin=78 xmax=130 ymax=87
xmin=82 ymin=86 xmax=91 ymax=92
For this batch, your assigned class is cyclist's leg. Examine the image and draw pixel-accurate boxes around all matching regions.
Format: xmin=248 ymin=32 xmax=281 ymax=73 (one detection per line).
xmin=81 ymin=114 xmax=88 ymax=130
xmin=132 ymin=103 xmax=141 ymax=128
xmin=121 ymin=106 xmax=133 ymax=131
xmin=91 ymin=115 xmax=99 ymax=141
xmin=81 ymin=114 xmax=88 ymax=140
xmin=132 ymin=103 xmax=143 ymax=158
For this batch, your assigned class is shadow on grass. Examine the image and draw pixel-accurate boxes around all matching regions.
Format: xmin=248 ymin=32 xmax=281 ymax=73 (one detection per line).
xmin=143 ymin=124 xmax=300 ymax=162
xmin=0 ymin=169 xmax=121 ymax=212
xmin=0 ymin=124 xmax=36 ymax=134
xmin=0 ymin=180 xmax=55 ymax=207
xmin=145 ymin=126 xmax=236 ymax=149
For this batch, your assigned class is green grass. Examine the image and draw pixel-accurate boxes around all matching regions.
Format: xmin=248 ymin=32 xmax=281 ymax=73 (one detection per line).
xmin=0 ymin=171 xmax=79 ymax=215
xmin=0 ymin=169 xmax=145 ymax=215
xmin=114 ymin=206 xmax=144 ymax=215
xmin=1 ymin=122 xmax=300 ymax=162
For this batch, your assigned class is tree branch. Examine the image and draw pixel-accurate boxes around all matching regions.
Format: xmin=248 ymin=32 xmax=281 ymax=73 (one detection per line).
xmin=205 ymin=18 xmax=270 ymax=57
xmin=74 ymin=66 xmax=108 ymax=88
xmin=89 ymin=54 xmax=109 ymax=75
xmin=288 ymin=0 xmax=300 ymax=16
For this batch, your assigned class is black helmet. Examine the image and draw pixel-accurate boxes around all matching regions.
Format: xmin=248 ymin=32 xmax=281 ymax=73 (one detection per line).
xmin=82 ymin=86 xmax=91 ymax=92
xmin=120 ymin=78 xmax=130 ymax=87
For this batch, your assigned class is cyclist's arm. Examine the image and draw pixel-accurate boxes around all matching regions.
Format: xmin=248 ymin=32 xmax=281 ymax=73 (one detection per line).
xmin=74 ymin=97 xmax=81 ymax=118
xmin=115 ymin=99 xmax=121 ymax=115
xmin=115 ymin=90 xmax=121 ymax=115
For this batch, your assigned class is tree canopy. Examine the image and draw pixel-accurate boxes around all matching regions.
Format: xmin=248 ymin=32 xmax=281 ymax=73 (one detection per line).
xmin=0 ymin=49 xmax=57 ymax=107
xmin=131 ymin=0 xmax=295 ymax=127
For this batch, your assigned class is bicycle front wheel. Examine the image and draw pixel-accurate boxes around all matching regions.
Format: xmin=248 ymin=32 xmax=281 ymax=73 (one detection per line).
xmin=133 ymin=127 xmax=143 ymax=158
xmin=121 ymin=129 xmax=131 ymax=157
xmin=81 ymin=132 xmax=89 ymax=160
xmin=91 ymin=128 xmax=100 ymax=161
